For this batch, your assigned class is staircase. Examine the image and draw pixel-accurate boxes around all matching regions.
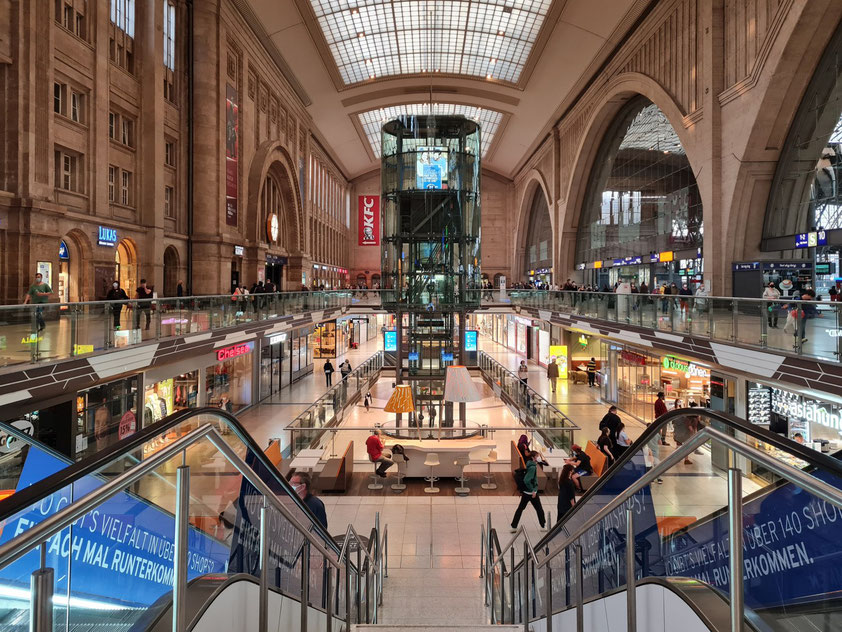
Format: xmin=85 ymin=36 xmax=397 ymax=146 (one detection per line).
xmin=353 ymin=567 xmax=515 ymax=631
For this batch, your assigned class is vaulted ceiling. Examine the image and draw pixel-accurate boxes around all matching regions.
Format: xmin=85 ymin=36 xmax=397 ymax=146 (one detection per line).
xmin=243 ymin=0 xmax=648 ymax=179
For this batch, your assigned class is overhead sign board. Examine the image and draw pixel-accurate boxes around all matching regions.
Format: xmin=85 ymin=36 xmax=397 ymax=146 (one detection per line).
xmin=97 ymin=226 xmax=117 ymax=247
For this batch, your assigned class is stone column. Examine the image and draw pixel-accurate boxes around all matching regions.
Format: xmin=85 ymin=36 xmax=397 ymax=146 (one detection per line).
xmin=191 ymin=0 xmax=224 ymax=293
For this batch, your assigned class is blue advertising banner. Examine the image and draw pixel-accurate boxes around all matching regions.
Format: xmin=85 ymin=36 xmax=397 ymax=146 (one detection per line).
xmin=464 ymin=330 xmax=478 ymax=352
xmin=384 ymin=330 xmax=397 ymax=352
xmin=665 ymin=467 xmax=842 ymax=609
xmin=0 ymin=445 xmax=229 ymax=607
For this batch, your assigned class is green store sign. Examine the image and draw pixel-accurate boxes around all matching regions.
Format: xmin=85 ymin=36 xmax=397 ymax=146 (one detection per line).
xmin=662 ymin=356 xmax=690 ymax=372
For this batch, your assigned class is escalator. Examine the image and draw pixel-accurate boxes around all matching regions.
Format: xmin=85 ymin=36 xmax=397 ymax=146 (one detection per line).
xmin=0 ymin=408 xmax=384 ymax=632
xmin=484 ymin=408 xmax=842 ymax=631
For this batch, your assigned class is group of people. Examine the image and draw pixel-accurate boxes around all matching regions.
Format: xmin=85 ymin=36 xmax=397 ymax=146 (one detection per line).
xmin=762 ymin=282 xmax=822 ymax=345
xmin=322 ymin=358 xmax=352 ymax=386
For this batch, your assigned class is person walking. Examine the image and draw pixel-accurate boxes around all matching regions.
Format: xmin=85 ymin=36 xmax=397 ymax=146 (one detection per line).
xmin=510 ymin=450 xmax=546 ymax=532
xmin=134 ymin=279 xmax=153 ymax=330
xmin=547 ymin=357 xmax=560 ymax=394
xmin=176 ymin=280 xmax=184 ymax=297
xmin=289 ymin=472 xmax=327 ymax=529
xmin=763 ymin=282 xmax=781 ymax=328
xmin=654 ymin=391 xmax=671 ymax=446
xmin=363 ymin=392 xmax=372 ymax=412
xmin=323 ymin=359 xmax=335 ymax=386
xmin=366 ymin=429 xmax=394 ymax=477
xmin=340 ymin=359 xmax=352 ymax=380
xmin=106 ymin=281 xmax=129 ymax=330
xmin=586 ymin=357 xmax=597 ymax=388
xmin=517 ymin=360 xmax=528 ymax=386
xmin=23 ymin=272 xmax=52 ymax=332
xmin=557 ymin=464 xmax=578 ymax=522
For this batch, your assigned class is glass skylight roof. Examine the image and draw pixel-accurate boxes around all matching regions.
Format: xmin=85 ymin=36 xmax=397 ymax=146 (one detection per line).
xmin=358 ymin=103 xmax=503 ymax=156
xmin=309 ymin=0 xmax=552 ymax=85
xmin=618 ymin=103 xmax=686 ymax=155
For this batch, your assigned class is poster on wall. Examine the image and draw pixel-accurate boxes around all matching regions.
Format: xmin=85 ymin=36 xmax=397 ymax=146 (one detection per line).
xmin=416 ymin=146 xmax=448 ymax=189
xmin=225 ymin=84 xmax=239 ymax=227
xmin=358 ymin=195 xmax=380 ymax=246
xmin=548 ymin=345 xmax=568 ymax=379
xmin=538 ymin=329 xmax=550 ymax=366
xmin=36 ymin=261 xmax=53 ymax=288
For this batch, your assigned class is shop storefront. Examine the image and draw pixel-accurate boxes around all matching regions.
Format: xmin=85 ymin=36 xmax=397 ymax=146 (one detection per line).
xmin=312 ymin=320 xmax=349 ymax=358
xmin=746 ymin=381 xmax=841 ymax=472
xmin=143 ymin=371 xmax=199 ymax=427
xmin=207 ymin=342 xmax=254 ymax=411
xmin=601 ymin=344 xmax=712 ymax=423
xmin=260 ymin=332 xmax=291 ymax=398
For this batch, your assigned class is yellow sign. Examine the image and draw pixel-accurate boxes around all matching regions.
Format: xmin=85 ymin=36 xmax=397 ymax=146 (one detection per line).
xmin=73 ymin=344 xmax=94 ymax=355
xmin=593 ymin=261 xmax=602 ymax=269
xmin=548 ymin=345 xmax=568 ymax=379
xmin=21 ymin=334 xmax=42 ymax=345
xmin=659 ymin=251 xmax=674 ymax=262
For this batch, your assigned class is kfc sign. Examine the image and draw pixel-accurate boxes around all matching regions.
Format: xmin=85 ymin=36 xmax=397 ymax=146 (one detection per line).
xmin=217 ymin=341 xmax=254 ymax=362
xmin=358 ymin=196 xmax=380 ymax=246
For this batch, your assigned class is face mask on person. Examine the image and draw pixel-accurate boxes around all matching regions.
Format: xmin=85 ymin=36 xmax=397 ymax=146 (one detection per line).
xmin=113 ymin=283 xmax=119 ymax=289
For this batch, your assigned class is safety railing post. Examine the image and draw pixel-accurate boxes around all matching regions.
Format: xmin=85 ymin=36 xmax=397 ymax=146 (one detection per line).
xmin=259 ymin=502 xmax=269 ymax=632
xmin=626 ymin=507 xmax=636 ymax=632
xmin=172 ymin=465 xmax=190 ymax=632
xmin=509 ymin=547 xmax=516 ymax=624
xmin=301 ymin=540 xmax=310 ymax=632
xmin=29 ymin=542 xmax=53 ymax=632
xmin=355 ymin=547 xmax=362 ymax=624
xmin=344 ymin=558 xmax=352 ymax=631
xmin=479 ymin=525 xmax=485 ymax=580
xmin=575 ymin=544 xmax=584 ymax=632
xmin=729 ymin=468 xmax=744 ymax=632
xmin=522 ymin=540 xmax=530 ymax=632
xmin=545 ymin=562 xmax=553 ymax=632
xmin=324 ymin=554 xmax=333 ymax=632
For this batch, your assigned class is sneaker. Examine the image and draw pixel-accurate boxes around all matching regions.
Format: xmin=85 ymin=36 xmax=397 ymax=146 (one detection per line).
xmin=694 ymin=449 xmax=704 ymax=455
xmin=684 ymin=459 xmax=693 ymax=465
xmin=802 ymin=338 xmax=808 ymax=344
xmin=540 ymin=525 xmax=548 ymax=532
xmin=657 ymin=478 xmax=664 ymax=484
xmin=510 ymin=527 xmax=517 ymax=533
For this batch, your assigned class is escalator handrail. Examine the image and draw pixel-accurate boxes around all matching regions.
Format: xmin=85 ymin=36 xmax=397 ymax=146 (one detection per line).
xmin=511 ymin=406 xmax=842 ymax=573
xmin=0 ymin=423 xmax=343 ymax=571
xmin=0 ymin=406 xmax=341 ymax=556
xmin=536 ymin=422 xmax=842 ymax=568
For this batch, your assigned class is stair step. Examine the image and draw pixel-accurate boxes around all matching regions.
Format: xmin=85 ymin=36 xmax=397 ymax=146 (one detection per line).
xmin=354 ymin=627 xmax=520 ymax=631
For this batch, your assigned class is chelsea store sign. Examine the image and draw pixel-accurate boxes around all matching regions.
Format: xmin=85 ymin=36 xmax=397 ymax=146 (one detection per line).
xmin=771 ymin=388 xmax=841 ymax=431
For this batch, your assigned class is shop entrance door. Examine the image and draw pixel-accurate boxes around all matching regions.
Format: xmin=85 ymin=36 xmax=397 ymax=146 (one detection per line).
xmin=265 ymin=263 xmax=283 ymax=288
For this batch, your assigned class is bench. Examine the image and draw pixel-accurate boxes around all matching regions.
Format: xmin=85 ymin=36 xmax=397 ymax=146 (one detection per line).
xmin=317 ymin=441 xmax=354 ymax=493
xmin=580 ymin=441 xmax=608 ymax=490
xmin=510 ymin=441 xmax=548 ymax=492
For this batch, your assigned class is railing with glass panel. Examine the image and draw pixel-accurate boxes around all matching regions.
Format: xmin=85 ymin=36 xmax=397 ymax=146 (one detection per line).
xmin=481 ymin=289 xmax=842 ymax=364
xmin=482 ymin=408 xmax=842 ymax=632
xmin=0 ymin=408 xmax=388 ymax=632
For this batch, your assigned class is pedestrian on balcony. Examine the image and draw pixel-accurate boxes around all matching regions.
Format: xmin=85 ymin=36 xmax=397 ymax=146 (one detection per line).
xmin=518 ymin=360 xmax=529 ymax=386
xmin=763 ymin=282 xmax=781 ymax=328
xmin=106 ymin=281 xmax=129 ymax=330
xmin=323 ymin=359 xmax=335 ymax=386
xmin=547 ymin=356 xmax=560 ymax=394
xmin=340 ymin=359 xmax=352 ymax=380
xmin=134 ymin=279 xmax=153 ymax=331
xmin=510 ymin=450 xmax=546 ymax=532
xmin=363 ymin=392 xmax=372 ymax=412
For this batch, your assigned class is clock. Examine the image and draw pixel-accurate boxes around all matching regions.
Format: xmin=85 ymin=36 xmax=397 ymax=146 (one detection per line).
xmin=266 ymin=213 xmax=279 ymax=242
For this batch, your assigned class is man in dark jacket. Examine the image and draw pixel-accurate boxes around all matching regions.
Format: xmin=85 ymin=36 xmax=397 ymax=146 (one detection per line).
xmin=599 ymin=405 xmax=622 ymax=443
xmin=106 ymin=281 xmax=129 ymax=329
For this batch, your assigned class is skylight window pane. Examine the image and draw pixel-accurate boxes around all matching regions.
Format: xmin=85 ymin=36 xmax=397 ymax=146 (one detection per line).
xmin=309 ymin=0 xmax=549 ymax=85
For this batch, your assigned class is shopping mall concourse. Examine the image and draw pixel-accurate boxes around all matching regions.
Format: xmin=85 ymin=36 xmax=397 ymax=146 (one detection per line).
xmin=5 ymin=1 xmax=842 ymax=631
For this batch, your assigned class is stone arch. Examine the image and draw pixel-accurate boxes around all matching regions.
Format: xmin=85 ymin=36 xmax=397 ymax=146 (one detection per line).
xmin=247 ymin=141 xmax=303 ymax=254
xmin=163 ymin=246 xmax=180 ymax=297
xmin=513 ymin=170 xmax=552 ymax=280
xmin=59 ymin=227 xmax=92 ymax=302
xmin=559 ymin=73 xmax=701 ymax=276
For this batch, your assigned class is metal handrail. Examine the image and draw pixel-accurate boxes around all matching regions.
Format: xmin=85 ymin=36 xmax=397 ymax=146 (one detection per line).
xmin=492 ymin=525 xmax=540 ymax=569
xmin=490 ymin=422 xmax=842 ymax=632
xmin=0 ymin=422 xmax=389 ymax=632
xmin=477 ymin=351 xmax=580 ymax=430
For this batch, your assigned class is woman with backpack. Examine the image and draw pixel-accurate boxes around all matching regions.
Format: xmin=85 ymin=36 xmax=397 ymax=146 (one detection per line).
xmin=510 ymin=451 xmax=546 ymax=533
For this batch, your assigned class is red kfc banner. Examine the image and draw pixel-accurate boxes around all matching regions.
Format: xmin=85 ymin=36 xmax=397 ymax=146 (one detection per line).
xmin=358 ymin=195 xmax=380 ymax=246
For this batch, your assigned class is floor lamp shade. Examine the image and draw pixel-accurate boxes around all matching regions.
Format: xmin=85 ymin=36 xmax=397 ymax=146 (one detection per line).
xmin=384 ymin=384 xmax=415 ymax=413
xmin=443 ymin=365 xmax=481 ymax=403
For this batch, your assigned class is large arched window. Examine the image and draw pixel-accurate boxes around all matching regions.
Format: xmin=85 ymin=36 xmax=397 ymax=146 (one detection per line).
xmin=261 ymin=174 xmax=284 ymax=245
xmin=576 ymin=96 xmax=702 ymax=269
xmin=765 ymin=23 xmax=842 ymax=242
xmin=522 ymin=189 xmax=552 ymax=282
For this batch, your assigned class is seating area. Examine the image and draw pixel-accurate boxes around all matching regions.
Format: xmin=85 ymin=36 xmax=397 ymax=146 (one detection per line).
xmin=317 ymin=441 xmax=354 ymax=493
xmin=510 ymin=440 xmax=548 ymax=491
xmin=580 ymin=441 xmax=607 ymax=490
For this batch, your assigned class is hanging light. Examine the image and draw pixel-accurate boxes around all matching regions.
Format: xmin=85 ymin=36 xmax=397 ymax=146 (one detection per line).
xmin=384 ymin=384 xmax=415 ymax=413
xmin=443 ymin=365 xmax=481 ymax=403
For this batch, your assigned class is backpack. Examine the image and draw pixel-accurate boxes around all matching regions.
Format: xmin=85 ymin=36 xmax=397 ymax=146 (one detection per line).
xmin=514 ymin=467 xmax=528 ymax=493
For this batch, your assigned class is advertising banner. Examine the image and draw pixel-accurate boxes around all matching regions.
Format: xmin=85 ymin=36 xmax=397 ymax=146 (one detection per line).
xmin=0 ymin=445 xmax=229 ymax=608
xmin=358 ymin=196 xmax=379 ymax=246
xmin=225 ymin=84 xmax=239 ymax=227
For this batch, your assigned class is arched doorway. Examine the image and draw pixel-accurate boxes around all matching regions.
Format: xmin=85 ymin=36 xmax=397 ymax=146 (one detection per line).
xmin=371 ymin=273 xmax=381 ymax=288
xmin=163 ymin=246 xmax=179 ymax=297
xmin=356 ymin=273 xmax=367 ymax=287
xmin=261 ymin=173 xmax=286 ymax=288
xmin=522 ymin=189 xmax=553 ymax=286
xmin=115 ymin=239 xmax=137 ymax=293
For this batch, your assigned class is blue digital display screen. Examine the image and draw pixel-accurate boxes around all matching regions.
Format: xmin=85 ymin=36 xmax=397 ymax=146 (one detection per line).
xmin=464 ymin=330 xmax=478 ymax=352
xmin=408 ymin=352 xmax=419 ymax=361
xmin=384 ymin=330 xmax=397 ymax=351
xmin=441 ymin=352 xmax=454 ymax=362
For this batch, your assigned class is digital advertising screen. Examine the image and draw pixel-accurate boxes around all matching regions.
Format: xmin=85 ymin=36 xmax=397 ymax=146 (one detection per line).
xmin=416 ymin=146 xmax=448 ymax=190
xmin=384 ymin=330 xmax=397 ymax=351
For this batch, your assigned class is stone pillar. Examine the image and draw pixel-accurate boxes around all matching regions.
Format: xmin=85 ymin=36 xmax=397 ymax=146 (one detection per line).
xmin=191 ymin=0 xmax=223 ymax=293
xmin=286 ymin=254 xmax=311 ymax=290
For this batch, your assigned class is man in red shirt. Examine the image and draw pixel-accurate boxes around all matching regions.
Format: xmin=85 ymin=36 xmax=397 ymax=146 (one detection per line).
xmin=366 ymin=429 xmax=394 ymax=477
xmin=654 ymin=391 xmax=670 ymax=446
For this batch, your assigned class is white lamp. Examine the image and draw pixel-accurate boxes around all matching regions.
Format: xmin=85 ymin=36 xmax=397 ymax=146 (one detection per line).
xmin=443 ymin=365 xmax=481 ymax=403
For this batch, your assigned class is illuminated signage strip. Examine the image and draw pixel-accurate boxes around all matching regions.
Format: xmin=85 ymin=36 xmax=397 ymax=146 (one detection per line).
xmin=217 ymin=341 xmax=254 ymax=362
xmin=771 ymin=387 xmax=841 ymax=431
xmin=98 ymin=226 xmax=117 ymax=247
